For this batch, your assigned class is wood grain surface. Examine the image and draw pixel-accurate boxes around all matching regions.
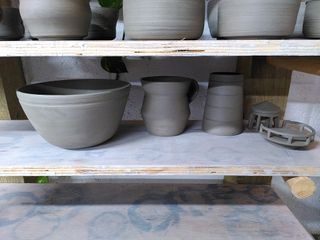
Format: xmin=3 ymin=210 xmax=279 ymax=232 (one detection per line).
xmin=0 ymin=40 xmax=318 ymax=57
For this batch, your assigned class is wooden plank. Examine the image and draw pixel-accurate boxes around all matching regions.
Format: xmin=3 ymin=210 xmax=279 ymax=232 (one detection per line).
xmin=267 ymin=57 xmax=320 ymax=76
xmin=0 ymin=183 xmax=313 ymax=240
xmin=0 ymin=40 xmax=318 ymax=57
xmin=0 ymin=58 xmax=26 ymax=183
xmin=0 ymin=121 xmax=320 ymax=177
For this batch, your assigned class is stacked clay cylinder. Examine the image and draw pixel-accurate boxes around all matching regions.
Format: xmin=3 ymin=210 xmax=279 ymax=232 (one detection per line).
xmin=203 ymin=73 xmax=244 ymax=136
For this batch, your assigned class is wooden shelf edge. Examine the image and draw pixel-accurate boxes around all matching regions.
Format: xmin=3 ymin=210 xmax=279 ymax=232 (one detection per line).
xmin=0 ymin=40 xmax=319 ymax=57
xmin=0 ymin=166 xmax=319 ymax=177
xmin=1 ymin=121 xmax=320 ymax=177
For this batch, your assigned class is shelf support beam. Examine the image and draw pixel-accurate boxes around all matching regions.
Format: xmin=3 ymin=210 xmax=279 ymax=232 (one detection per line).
xmin=225 ymin=56 xmax=293 ymax=185
xmin=0 ymin=57 xmax=26 ymax=183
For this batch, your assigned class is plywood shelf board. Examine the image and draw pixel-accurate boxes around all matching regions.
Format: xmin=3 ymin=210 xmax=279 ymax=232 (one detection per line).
xmin=0 ymin=40 xmax=319 ymax=57
xmin=0 ymin=183 xmax=313 ymax=240
xmin=0 ymin=121 xmax=320 ymax=177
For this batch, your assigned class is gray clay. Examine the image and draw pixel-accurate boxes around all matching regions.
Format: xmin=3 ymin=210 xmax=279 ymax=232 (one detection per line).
xmin=217 ymin=0 xmax=301 ymax=39
xmin=17 ymin=79 xmax=131 ymax=149
xmin=123 ymin=0 xmax=205 ymax=40
xmin=141 ymin=76 xmax=199 ymax=136
xmin=85 ymin=0 xmax=119 ymax=40
xmin=303 ymin=0 xmax=320 ymax=38
xmin=248 ymin=101 xmax=281 ymax=131
xmin=207 ymin=0 xmax=220 ymax=38
xmin=0 ymin=7 xmax=24 ymax=40
xmin=260 ymin=120 xmax=316 ymax=148
xmin=19 ymin=0 xmax=91 ymax=40
xmin=203 ymin=73 xmax=244 ymax=136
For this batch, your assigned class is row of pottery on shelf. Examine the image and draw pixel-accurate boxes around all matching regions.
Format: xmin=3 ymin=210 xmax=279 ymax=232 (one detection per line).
xmin=16 ymin=74 xmax=240 ymax=150
xmin=17 ymin=75 xmax=316 ymax=150
xmin=2 ymin=0 xmax=320 ymax=40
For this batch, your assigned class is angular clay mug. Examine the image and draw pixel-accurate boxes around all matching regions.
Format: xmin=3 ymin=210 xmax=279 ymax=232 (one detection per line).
xmin=141 ymin=76 xmax=199 ymax=136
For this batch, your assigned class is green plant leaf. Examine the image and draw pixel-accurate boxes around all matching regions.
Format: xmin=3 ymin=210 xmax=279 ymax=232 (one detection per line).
xmin=36 ymin=176 xmax=49 ymax=184
xmin=101 ymin=57 xmax=128 ymax=74
xmin=98 ymin=0 xmax=122 ymax=9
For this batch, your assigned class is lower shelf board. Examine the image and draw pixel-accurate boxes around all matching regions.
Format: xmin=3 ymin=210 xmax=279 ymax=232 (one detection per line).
xmin=0 ymin=121 xmax=320 ymax=177
xmin=0 ymin=184 xmax=312 ymax=240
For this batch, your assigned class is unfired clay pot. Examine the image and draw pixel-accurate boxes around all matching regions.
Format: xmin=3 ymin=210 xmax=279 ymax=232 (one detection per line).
xmin=123 ymin=0 xmax=205 ymax=40
xmin=85 ymin=0 xmax=119 ymax=40
xmin=17 ymin=79 xmax=131 ymax=149
xmin=203 ymin=73 xmax=244 ymax=136
xmin=141 ymin=76 xmax=199 ymax=136
xmin=217 ymin=0 xmax=301 ymax=38
xmin=0 ymin=6 xmax=24 ymax=40
xmin=303 ymin=0 xmax=320 ymax=38
xmin=19 ymin=0 xmax=91 ymax=40
xmin=207 ymin=0 xmax=220 ymax=38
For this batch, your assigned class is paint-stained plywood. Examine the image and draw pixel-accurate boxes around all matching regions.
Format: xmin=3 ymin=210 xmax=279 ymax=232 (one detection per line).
xmin=0 ymin=121 xmax=320 ymax=177
xmin=0 ymin=183 xmax=313 ymax=240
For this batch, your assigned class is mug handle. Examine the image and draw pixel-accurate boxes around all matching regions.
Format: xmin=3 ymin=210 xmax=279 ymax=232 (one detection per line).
xmin=188 ymin=79 xmax=199 ymax=103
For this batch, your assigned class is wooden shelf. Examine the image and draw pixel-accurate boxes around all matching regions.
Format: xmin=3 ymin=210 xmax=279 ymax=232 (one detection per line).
xmin=0 ymin=183 xmax=312 ymax=240
xmin=0 ymin=40 xmax=319 ymax=57
xmin=1 ymin=121 xmax=320 ymax=177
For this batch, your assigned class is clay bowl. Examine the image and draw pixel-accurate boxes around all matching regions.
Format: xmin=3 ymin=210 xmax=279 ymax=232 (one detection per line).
xmin=303 ymin=0 xmax=320 ymax=38
xmin=0 ymin=7 xmax=24 ymax=40
xmin=123 ymin=0 xmax=205 ymax=40
xmin=217 ymin=0 xmax=301 ymax=39
xmin=17 ymin=79 xmax=131 ymax=149
xmin=19 ymin=0 xmax=91 ymax=40
xmin=85 ymin=0 xmax=119 ymax=40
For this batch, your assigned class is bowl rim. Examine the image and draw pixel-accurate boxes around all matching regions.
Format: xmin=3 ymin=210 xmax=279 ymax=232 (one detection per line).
xmin=17 ymin=79 xmax=131 ymax=99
